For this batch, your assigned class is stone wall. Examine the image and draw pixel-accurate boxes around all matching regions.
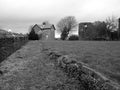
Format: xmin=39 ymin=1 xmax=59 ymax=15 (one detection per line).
xmin=41 ymin=29 xmax=55 ymax=40
xmin=118 ymin=18 xmax=120 ymax=40
xmin=43 ymin=49 xmax=120 ymax=90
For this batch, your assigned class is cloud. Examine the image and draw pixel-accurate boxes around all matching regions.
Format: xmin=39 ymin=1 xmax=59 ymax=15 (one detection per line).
xmin=0 ymin=0 xmax=86 ymax=18
xmin=0 ymin=0 xmax=120 ymax=33
xmin=0 ymin=0 xmax=120 ymax=20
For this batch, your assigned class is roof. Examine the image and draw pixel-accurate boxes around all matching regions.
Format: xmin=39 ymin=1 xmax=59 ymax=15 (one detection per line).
xmin=33 ymin=22 xmax=55 ymax=31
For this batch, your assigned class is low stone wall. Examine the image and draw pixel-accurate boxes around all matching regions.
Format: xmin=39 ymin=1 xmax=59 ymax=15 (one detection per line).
xmin=44 ymin=49 xmax=120 ymax=90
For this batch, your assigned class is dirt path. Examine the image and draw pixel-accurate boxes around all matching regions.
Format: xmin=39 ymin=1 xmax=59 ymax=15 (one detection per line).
xmin=0 ymin=41 xmax=82 ymax=90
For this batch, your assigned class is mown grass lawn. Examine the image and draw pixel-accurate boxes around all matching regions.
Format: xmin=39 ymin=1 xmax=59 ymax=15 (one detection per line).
xmin=42 ymin=40 xmax=120 ymax=84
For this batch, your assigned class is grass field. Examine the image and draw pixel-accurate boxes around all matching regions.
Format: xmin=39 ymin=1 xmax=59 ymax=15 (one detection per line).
xmin=42 ymin=40 xmax=120 ymax=84
xmin=0 ymin=41 xmax=84 ymax=90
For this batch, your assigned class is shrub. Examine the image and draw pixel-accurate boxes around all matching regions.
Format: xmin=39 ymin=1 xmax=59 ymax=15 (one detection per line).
xmin=68 ymin=35 xmax=79 ymax=40
xmin=28 ymin=29 xmax=39 ymax=40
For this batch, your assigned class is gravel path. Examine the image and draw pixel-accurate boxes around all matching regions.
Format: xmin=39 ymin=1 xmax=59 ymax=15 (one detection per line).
xmin=0 ymin=41 xmax=82 ymax=90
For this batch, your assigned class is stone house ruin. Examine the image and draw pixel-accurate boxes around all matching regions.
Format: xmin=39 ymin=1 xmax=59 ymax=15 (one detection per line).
xmin=79 ymin=22 xmax=95 ymax=40
xmin=32 ymin=22 xmax=55 ymax=40
xmin=79 ymin=18 xmax=120 ymax=40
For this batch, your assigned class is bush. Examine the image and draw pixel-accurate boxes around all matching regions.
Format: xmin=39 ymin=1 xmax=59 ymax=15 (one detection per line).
xmin=28 ymin=29 xmax=39 ymax=40
xmin=68 ymin=35 xmax=79 ymax=40
xmin=93 ymin=37 xmax=107 ymax=41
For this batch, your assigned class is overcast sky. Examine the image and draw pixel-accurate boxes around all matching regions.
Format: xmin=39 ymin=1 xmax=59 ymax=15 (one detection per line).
xmin=0 ymin=0 xmax=120 ymax=35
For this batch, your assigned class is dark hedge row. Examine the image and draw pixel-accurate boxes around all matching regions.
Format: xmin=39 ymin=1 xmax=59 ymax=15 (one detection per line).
xmin=68 ymin=35 xmax=79 ymax=40
xmin=0 ymin=36 xmax=28 ymax=63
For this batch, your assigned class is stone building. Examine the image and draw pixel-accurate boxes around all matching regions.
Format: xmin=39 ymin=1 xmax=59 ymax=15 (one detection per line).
xmin=118 ymin=18 xmax=120 ymax=39
xmin=79 ymin=22 xmax=94 ymax=40
xmin=32 ymin=22 xmax=55 ymax=40
xmin=79 ymin=19 xmax=120 ymax=40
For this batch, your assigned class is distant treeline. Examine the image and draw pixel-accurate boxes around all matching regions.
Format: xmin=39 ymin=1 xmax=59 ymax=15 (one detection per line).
xmin=0 ymin=36 xmax=28 ymax=63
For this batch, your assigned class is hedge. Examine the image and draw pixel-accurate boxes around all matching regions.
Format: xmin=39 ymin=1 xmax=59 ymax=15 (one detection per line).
xmin=0 ymin=36 xmax=28 ymax=63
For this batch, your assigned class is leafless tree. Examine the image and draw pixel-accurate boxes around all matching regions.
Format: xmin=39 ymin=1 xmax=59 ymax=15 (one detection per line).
xmin=106 ymin=16 xmax=119 ymax=40
xmin=57 ymin=16 xmax=77 ymax=40
xmin=106 ymin=16 xmax=118 ymax=32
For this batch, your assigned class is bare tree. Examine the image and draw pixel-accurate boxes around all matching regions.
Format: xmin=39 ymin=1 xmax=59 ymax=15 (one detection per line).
xmin=106 ymin=16 xmax=118 ymax=40
xmin=106 ymin=16 xmax=118 ymax=32
xmin=57 ymin=16 xmax=77 ymax=40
